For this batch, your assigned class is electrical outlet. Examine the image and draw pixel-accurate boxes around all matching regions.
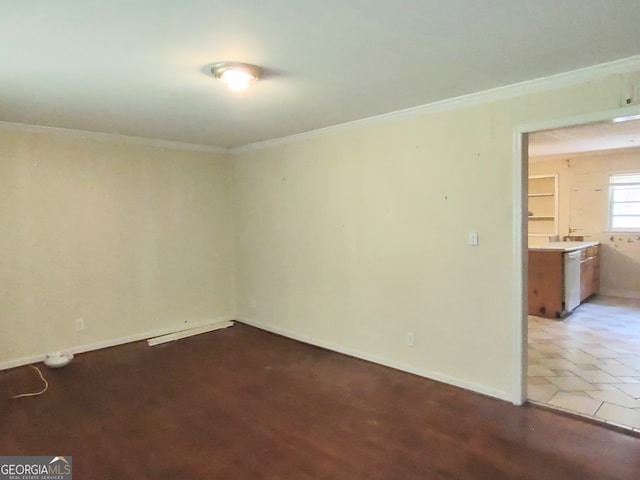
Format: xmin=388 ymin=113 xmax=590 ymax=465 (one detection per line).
xmin=75 ymin=318 xmax=85 ymax=331
xmin=406 ymin=332 xmax=415 ymax=347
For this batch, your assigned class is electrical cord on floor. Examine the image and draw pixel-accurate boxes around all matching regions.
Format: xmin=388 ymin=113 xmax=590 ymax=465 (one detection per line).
xmin=12 ymin=365 xmax=49 ymax=399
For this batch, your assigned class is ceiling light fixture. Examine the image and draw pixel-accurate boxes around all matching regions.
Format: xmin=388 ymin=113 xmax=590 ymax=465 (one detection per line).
xmin=211 ymin=62 xmax=263 ymax=92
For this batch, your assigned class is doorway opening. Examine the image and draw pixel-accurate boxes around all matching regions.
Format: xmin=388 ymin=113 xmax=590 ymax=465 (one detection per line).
xmin=518 ymin=108 xmax=640 ymax=432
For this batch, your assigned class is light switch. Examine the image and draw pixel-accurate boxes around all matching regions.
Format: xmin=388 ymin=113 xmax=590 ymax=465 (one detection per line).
xmin=468 ymin=230 xmax=479 ymax=246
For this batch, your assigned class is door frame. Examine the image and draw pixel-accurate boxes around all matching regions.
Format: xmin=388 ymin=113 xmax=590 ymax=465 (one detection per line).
xmin=511 ymin=104 xmax=640 ymax=405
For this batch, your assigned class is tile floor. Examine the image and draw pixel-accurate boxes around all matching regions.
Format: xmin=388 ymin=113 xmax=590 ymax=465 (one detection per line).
xmin=527 ymin=295 xmax=640 ymax=432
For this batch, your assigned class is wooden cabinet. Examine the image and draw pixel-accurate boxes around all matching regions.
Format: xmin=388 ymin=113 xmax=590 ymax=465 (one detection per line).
xmin=580 ymin=245 xmax=600 ymax=301
xmin=592 ymin=244 xmax=600 ymax=294
xmin=580 ymin=257 xmax=594 ymax=302
xmin=528 ymin=243 xmax=600 ymax=319
xmin=528 ymin=250 xmax=564 ymax=318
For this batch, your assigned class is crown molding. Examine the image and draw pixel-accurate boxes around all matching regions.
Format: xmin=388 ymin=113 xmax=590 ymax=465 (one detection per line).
xmin=0 ymin=121 xmax=229 ymax=155
xmin=230 ymin=54 xmax=640 ymax=155
xmin=530 ymin=144 xmax=640 ymax=162
xmin=3 ymin=55 xmax=640 ymax=156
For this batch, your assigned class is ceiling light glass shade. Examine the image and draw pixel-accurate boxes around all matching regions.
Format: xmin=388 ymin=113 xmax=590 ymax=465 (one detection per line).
xmin=211 ymin=62 xmax=263 ymax=92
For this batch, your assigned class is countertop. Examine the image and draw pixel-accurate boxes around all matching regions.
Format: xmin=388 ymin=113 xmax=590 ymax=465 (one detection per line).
xmin=528 ymin=241 xmax=599 ymax=252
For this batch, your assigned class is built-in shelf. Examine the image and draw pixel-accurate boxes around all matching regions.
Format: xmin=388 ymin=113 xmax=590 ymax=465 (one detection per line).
xmin=528 ymin=174 xmax=558 ymax=236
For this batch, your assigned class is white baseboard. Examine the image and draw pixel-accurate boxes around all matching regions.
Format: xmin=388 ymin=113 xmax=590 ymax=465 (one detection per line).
xmin=3 ymin=313 xmax=514 ymax=403
xmin=600 ymin=289 xmax=640 ymax=300
xmin=0 ymin=315 xmax=235 ymax=371
xmin=0 ymin=353 xmax=48 ymax=372
xmin=147 ymin=321 xmax=234 ymax=346
xmin=236 ymin=316 xmax=512 ymax=403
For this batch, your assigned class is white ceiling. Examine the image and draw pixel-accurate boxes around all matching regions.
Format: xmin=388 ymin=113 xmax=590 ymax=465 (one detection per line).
xmin=529 ymin=119 xmax=640 ymax=157
xmin=2 ymin=1 xmax=640 ymax=149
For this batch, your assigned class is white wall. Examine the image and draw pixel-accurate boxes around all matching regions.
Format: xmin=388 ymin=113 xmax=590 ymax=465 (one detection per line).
xmin=530 ymin=147 xmax=640 ymax=298
xmin=3 ymin=66 xmax=639 ymax=402
xmin=0 ymin=129 xmax=235 ymax=367
xmin=233 ymin=73 xmax=636 ymax=400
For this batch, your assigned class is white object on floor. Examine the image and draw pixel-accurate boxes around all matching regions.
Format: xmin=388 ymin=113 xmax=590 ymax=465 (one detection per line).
xmin=13 ymin=365 xmax=49 ymax=399
xmin=44 ymin=352 xmax=73 ymax=369
xmin=147 ymin=321 xmax=234 ymax=346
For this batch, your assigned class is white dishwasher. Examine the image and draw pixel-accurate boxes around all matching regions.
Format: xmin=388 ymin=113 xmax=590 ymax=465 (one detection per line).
xmin=564 ymin=251 xmax=581 ymax=312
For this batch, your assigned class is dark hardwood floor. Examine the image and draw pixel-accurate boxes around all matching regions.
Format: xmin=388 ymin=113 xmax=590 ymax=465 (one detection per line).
xmin=1 ymin=323 xmax=639 ymax=479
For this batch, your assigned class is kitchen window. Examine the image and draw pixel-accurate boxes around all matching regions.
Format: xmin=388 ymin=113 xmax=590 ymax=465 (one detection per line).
xmin=609 ymin=173 xmax=640 ymax=231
